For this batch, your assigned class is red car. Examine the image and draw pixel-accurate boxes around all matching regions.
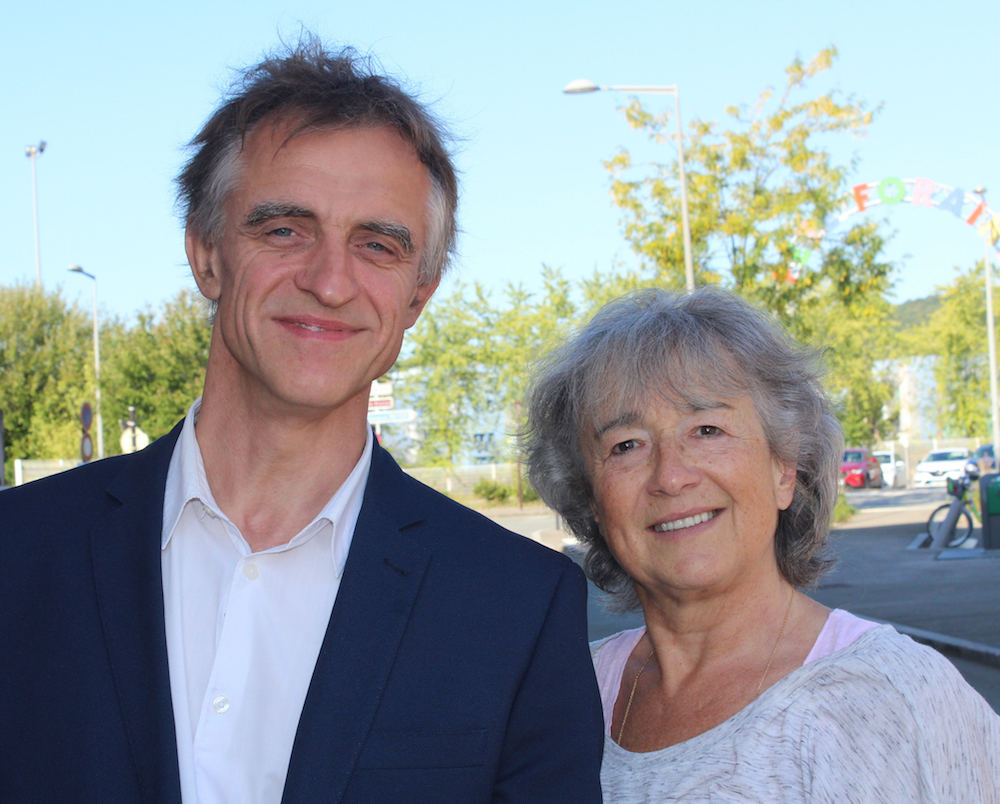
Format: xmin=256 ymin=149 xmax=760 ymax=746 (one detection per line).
xmin=840 ymin=449 xmax=884 ymax=488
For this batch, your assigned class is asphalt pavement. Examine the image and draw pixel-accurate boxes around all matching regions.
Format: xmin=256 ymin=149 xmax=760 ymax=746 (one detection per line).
xmin=486 ymin=486 xmax=1000 ymax=713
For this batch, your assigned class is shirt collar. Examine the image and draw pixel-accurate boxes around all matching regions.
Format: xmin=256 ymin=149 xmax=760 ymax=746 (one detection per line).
xmin=162 ymin=397 xmax=373 ymax=577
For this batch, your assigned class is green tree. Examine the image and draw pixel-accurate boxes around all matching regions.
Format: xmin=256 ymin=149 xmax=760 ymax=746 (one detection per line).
xmin=400 ymin=269 xmax=580 ymax=468
xmin=605 ymin=48 xmax=898 ymax=440
xmin=482 ymin=268 xmax=578 ymax=450
xmin=906 ymin=262 xmax=994 ymax=439
xmin=102 ymin=289 xmax=212 ymax=446
xmin=0 ymin=284 xmax=91 ymax=481
xmin=607 ymin=47 xmax=882 ymax=316
xmin=398 ymin=282 xmax=492 ymax=467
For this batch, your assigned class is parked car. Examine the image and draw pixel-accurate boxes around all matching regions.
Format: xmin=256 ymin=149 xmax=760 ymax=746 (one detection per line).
xmin=840 ymin=449 xmax=884 ymax=488
xmin=872 ymin=450 xmax=906 ymax=489
xmin=912 ymin=448 xmax=971 ymax=487
xmin=965 ymin=444 xmax=995 ymax=476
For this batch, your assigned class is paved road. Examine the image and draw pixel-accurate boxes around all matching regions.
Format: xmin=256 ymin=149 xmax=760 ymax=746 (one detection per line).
xmin=486 ymin=488 xmax=1000 ymax=712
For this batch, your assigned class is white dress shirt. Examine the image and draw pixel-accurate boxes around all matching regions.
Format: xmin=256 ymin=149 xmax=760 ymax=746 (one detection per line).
xmin=161 ymin=398 xmax=372 ymax=804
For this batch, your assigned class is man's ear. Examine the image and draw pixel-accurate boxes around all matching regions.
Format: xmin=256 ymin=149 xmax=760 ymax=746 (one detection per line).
xmin=186 ymin=228 xmax=222 ymax=302
xmin=404 ymin=275 xmax=441 ymax=329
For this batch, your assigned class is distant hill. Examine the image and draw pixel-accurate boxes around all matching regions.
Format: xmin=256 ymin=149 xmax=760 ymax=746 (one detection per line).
xmin=893 ymin=294 xmax=941 ymax=330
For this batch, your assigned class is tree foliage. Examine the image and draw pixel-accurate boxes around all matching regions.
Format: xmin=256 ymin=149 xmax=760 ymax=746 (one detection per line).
xmin=607 ymin=47 xmax=884 ymax=320
xmin=397 ymin=282 xmax=490 ymax=466
xmin=102 ymin=289 xmax=212 ymax=441
xmin=399 ymin=268 xmax=579 ymax=466
xmin=0 ymin=284 xmax=211 ymax=482
xmin=604 ymin=48 xmax=898 ymax=443
xmin=905 ymin=262 xmax=994 ymax=439
xmin=0 ymin=284 xmax=91 ymax=479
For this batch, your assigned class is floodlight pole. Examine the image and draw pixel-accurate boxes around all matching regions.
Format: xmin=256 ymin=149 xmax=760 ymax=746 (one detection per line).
xmin=563 ymin=80 xmax=695 ymax=292
xmin=25 ymin=141 xmax=46 ymax=287
xmin=68 ymin=265 xmax=104 ymax=460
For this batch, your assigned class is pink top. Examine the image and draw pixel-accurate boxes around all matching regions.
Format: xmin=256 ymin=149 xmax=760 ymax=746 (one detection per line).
xmin=593 ymin=608 xmax=879 ymax=732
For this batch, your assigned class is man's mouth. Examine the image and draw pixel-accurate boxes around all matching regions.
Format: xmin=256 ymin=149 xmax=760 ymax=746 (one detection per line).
xmin=652 ymin=510 xmax=718 ymax=533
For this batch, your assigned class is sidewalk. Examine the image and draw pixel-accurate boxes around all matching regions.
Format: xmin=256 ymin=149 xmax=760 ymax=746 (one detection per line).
xmin=815 ymin=490 xmax=1000 ymax=655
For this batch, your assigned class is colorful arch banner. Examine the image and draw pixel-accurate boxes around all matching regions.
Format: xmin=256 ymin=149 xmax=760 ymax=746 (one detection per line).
xmin=836 ymin=177 xmax=1000 ymax=249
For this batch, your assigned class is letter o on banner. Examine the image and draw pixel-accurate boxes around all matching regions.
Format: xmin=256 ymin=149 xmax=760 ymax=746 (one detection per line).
xmin=878 ymin=177 xmax=906 ymax=205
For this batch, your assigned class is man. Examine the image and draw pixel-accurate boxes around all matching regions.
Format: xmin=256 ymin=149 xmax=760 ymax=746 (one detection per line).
xmin=0 ymin=41 xmax=603 ymax=803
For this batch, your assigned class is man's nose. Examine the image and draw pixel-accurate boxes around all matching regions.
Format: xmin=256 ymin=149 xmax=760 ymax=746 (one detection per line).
xmin=294 ymin=241 xmax=361 ymax=307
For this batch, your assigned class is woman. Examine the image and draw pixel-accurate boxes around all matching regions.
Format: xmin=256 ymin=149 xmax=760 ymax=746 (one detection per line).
xmin=522 ymin=288 xmax=1000 ymax=802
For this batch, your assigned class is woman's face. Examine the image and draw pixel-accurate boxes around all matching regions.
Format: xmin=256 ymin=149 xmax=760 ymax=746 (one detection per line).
xmin=584 ymin=390 xmax=797 ymax=603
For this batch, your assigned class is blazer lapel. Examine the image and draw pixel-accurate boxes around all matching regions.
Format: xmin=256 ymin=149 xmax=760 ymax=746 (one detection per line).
xmin=281 ymin=446 xmax=431 ymax=804
xmin=91 ymin=424 xmax=183 ymax=804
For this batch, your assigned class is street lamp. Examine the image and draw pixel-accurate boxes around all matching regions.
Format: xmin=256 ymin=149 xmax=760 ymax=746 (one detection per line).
xmin=68 ymin=265 xmax=104 ymax=460
xmin=25 ymin=141 xmax=46 ymax=287
xmin=973 ymin=187 xmax=1000 ymax=454
xmin=564 ymin=80 xmax=695 ymax=292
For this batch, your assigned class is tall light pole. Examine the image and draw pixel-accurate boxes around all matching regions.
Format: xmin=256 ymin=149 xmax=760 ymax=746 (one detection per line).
xmin=564 ymin=80 xmax=695 ymax=292
xmin=25 ymin=141 xmax=46 ymax=287
xmin=68 ymin=265 xmax=104 ymax=460
xmin=974 ymin=187 xmax=1000 ymax=453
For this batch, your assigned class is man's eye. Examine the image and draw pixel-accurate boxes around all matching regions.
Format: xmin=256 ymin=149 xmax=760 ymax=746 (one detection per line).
xmin=612 ymin=439 xmax=639 ymax=455
xmin=364 ymin=241 xmax=390 ymax=253
xmin=697 ymin=425 xmax=721 ymax=437
xmin=268 ymin=227 xmax=295 ymax=237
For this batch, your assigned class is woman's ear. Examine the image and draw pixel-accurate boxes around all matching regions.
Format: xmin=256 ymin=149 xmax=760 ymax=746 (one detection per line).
xmin=775 ymin=460 xmax=797 ymax=511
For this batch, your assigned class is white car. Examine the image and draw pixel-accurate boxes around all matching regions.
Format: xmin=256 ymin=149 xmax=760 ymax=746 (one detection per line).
xmin=912 ymin=448 xmax=971 ymax=487
xmin=873 ymin=451 xmax=906 ymax=488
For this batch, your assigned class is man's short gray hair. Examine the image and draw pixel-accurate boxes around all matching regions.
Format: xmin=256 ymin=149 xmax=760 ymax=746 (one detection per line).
xmin=176 ymin=37 xmax=458 ymax=286
xmin=522 ymin=287 xmax=842 ymax=611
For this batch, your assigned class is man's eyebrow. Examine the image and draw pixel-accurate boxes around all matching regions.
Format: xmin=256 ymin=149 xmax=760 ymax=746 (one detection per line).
xmin=242 ymin=202 xmax=315 ymax=228
xmin=359 ymin=221 xmax=416 ymax=255
xmin=594 ymin=412 xmax=641 ymax=439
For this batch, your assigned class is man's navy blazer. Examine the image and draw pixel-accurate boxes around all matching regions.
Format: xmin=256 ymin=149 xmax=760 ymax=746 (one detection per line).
xmin=0 ymin=423 xmax=604 ymax=803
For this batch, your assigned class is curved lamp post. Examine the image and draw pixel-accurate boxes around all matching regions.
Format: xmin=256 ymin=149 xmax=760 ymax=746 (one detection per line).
xmin=564 ymin=80 xmax=694 ymax=292
xmin=68 ymin=265 xmax=104 ymax=460
xmin=973 ymin=187 xmax=1000 ymax=453
xmin=25 ymin=141 xmax=46 ymax=287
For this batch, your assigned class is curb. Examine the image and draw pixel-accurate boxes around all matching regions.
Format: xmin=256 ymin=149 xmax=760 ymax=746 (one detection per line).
xmin=871 ymin=619 xmax=1000 ymax=668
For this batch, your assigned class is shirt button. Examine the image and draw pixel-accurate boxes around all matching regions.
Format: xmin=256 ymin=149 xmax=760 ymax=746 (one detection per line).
xmin=213 ymin=696 xmax=230 ymax=714
xmin=243 ymin=563 xmax=260 ymax=580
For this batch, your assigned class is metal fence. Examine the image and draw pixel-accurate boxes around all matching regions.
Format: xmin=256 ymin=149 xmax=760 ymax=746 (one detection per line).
xmin=403 ymin=463 xmax=520 ymax=497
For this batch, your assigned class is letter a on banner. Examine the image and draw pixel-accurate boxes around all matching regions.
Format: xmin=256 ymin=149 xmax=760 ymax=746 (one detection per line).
xmin=938 ymin=188 xmax=965 ymax=217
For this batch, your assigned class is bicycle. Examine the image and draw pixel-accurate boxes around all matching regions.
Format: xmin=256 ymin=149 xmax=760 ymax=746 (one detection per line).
xmin=926 ymin=472 xmax=981 ymax=548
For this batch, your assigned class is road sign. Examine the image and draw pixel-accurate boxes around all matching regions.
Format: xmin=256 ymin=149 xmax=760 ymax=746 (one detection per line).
xmin=371 ymin=380 xmax=393 ymax=397
xmin=368 ymin=397 xmax=394 ymax=411
xmin=81 ymin=402 xmax=93 ymax=431
xmin=81 ymin=432 xmax=94 ymax=462
xmin=367 ymin=409 xmax=417 ymax=424
xmin=120 ymin=426 xmax=150 ymax=454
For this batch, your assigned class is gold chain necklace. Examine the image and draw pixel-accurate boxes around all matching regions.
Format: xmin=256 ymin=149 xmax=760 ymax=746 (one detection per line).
xmin=615 ymin=646 xmax=655 ymax=745
xmin=615 ymin=590 xmax=796 ymax=746
xmin=753 ymin=589 xmax=795 ymax=699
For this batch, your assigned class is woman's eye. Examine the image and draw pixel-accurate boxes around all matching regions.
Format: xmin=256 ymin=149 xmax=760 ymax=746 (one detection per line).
xmin=612 ymin=439 xmax=639 ymax=455
xmin=697 ymin=425 xmax=721 ymax=437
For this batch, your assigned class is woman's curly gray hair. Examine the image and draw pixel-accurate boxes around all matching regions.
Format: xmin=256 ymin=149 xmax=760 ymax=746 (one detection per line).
xmin=521 ymin=287 xmax=843 ymax=611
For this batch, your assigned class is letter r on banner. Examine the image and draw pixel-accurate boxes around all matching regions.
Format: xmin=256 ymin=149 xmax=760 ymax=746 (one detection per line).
xmin=911 ymin=177 xmax=935 ymax=207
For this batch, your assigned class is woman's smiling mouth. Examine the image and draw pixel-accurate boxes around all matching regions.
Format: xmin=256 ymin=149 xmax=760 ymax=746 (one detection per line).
xmin=652 ymin=510 xmax=719 ymax=533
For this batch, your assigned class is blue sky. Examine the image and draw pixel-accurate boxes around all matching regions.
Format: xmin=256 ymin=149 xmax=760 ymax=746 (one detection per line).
xmin=3 ymin=0 xmax=998 ymax=320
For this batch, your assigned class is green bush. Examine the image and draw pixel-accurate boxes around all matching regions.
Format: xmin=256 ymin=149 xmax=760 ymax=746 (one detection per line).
xmin=833 ymin=491 xmax=856 ymax=524
xmin=473 ymin=478 xmax=511 ymax=503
